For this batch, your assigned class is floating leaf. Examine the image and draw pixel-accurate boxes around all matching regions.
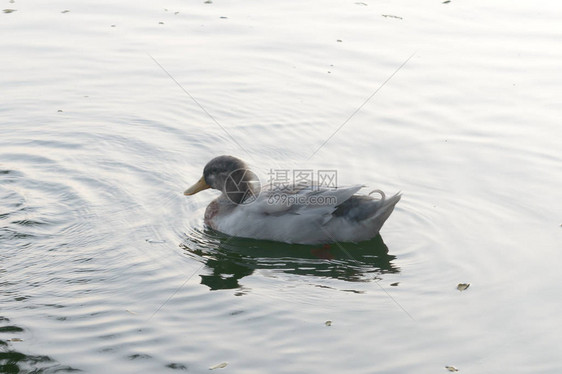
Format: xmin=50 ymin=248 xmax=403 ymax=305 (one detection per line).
xmin=146 ymin=239 xmax=166 ymax=244
xmin=61 ymin=10 xmax=70 ymax=13
xmin=325 ymin=320 xmax=332 ymax=326
xmin=209 ymin=362 xmax=228 ymax=370
xmin=382 ymin=14 xmax=403 ymax=20
xmin=457 ymin=283 xmax=470 ymax=291
xmin=3 ymin=8 xmax=17 ymax=13
xmin=167 ymin=363 xmax=187 ymax=370
xmin=445 ymin=366 xmax=459 ymax=372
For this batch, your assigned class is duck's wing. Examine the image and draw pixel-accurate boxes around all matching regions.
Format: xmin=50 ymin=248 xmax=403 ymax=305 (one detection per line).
xmin=332 ymin=190 xmax=402 ymax=222
xmin=253 ymin=184 xmax=364 ymax=218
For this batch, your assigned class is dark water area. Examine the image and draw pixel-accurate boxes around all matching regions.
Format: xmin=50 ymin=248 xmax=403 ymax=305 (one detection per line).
xmin=182 ymin=230 xmax=399 ymax=290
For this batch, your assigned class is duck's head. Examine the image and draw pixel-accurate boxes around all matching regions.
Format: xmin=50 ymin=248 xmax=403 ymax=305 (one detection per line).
xmin=184 ymin=155 xmax=259 ymax=204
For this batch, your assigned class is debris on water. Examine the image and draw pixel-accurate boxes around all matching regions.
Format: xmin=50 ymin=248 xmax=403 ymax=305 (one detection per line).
xmin=146 ymin=239 xmax=167 ymax=244
xmin=443 ymin=0 xmax=451 ymax=3
xmin=126 ymin=309 xmax=137 ymax=315
xmin=61 ymin=10 xmax=70 ymax=13
xmin=355 ymin=2 xmax=368 ymax=5
xmin=390 ymin=282 xmax=399 ymax=286
xmin=167 ymin=363 xmax=187 ymax=370
xmin=342 ymin=289 xmax=364 ymax=294
xmin=111 ymin=24 xmax=116 ymax=27
xmin=457 ymin=283 xmax=470 ymax=291
xmin=10 ymin=338 xmax=23 ymax=342
xmin=220 ymin=16 xmax=228 ymax=19
xmin=9 ymin=0 xmax=15 ymax=3
xmin=57 ymin=109 xmax=63 ymax=112
xmin=445 ymin=366 xmax=459 ymax=372
xmin=204 ymin=0 xmax=213 ymax=3
xmin=209 ymin=362 xmax=228 ymax=370
xmin=382 ymin=14 xmax=403 ymax=20
xmin=325 ymin=320 xmax=332 ymax=326
xmin=3 ymin=9 xmax=17 ymax=13
xmin=175 ymin=11 xmax=180 ymax=15
xmin=159 ymin=21 xmax=164 ymax=24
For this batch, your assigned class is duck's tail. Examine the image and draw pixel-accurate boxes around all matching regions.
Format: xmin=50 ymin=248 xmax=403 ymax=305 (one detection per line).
xmin=366 ymin=191 xmax=401 ymax=230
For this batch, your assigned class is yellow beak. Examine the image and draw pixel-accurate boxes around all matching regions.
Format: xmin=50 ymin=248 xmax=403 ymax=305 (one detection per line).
xmin=184 ymin=176 xmax=210 ymax=195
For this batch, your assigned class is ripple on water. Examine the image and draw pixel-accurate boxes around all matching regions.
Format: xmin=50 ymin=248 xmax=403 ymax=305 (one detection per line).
xmin=176 ymin=226 xmax=403 ymax=317
xmin=0 ymin=317 xmax=79 ymax=373
xmin=2 ymin=0 xmax=562 ymax=371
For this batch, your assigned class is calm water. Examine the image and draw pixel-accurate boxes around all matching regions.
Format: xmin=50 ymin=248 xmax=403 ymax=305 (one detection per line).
xmin=2 ymin=0 xmax=561 ymax=372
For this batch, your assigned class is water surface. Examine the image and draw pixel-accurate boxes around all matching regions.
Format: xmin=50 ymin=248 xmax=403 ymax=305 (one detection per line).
xmin=1 ymin=0 xmax=561 ymax=373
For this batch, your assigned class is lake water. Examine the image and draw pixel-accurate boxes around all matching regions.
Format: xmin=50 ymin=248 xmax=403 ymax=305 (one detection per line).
xmin=1 ymin=0 xmax=561 ymax=372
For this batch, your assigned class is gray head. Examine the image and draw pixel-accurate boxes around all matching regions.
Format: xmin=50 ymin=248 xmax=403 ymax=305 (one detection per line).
xmin=184 ymin=155 xmax=259 ymax=204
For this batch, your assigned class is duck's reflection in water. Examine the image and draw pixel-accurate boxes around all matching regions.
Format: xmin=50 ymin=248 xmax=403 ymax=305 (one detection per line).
xmin=180 ymin=228 xmax=400 ymax=291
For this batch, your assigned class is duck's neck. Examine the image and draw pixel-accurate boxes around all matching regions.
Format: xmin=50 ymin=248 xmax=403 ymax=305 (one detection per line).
xmin=222 ymin=169 xmax=259 ymax=204
xmin=223 ymin=184 xmax=258 ymax=204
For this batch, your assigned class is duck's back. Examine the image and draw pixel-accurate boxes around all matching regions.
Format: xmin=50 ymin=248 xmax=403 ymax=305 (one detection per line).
xmin=209 ymin=185 xmax=401 ymax=244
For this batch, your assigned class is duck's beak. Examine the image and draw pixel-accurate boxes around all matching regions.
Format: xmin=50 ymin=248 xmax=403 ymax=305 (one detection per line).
xmin=184 ymin=176 xmax=210 ymax=196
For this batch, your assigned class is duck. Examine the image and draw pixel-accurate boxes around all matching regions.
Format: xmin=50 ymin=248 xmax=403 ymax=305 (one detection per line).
xmin=184 ymin=155 xmax=401 ymax=244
